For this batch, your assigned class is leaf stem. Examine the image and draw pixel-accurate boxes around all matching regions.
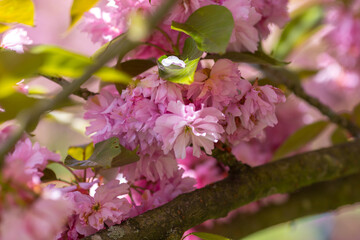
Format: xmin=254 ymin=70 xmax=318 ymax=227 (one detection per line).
xmin=156 ymin=27 xmax=179 ymax=55
xmin=54 ymin=161 xmax=82 ymax=183
xmin=142 ymin=42 xmax=171 ymax=54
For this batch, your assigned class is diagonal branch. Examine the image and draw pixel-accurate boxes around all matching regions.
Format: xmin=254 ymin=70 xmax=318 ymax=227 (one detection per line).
xmin=41 ymin=74 xmax=96 ymax=100
xmin=195 ymin=172 xmax=360 ymax=239
xmin=84 ymin=140 xmax=360 ymax=240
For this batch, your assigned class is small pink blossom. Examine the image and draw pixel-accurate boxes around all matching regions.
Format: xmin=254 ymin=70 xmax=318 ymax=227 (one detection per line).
xmin=225 ymin=84 xmax=286 ymax=143
xmin=151 ymin=0 xmax=203 ymax=25
xmin=0 ymin=190 xmax=72 ymax=240
xmin=0 ymin=28 xmax=32 ymax=53
xmin=130 ymin=169 xmax=195 ymax=216
xmin=178 ymin=147 xmax=227 ymax=188
xmin=325 ymin=3 xmax=360 ymax=70
xmin=84 ymin=85 xmax=120 ymax=143
xmin=81 ymin=0 xmax=152 ymax=44
xmin=84 ymin=70 xmax=183 ymax=155
xmin=154 ymin=101 xmax=225 ymax=159
xmin=122 ymin=150 xmax=178 ymax=182
xmin=222 ymin=0 xmax=262 ymax=52
xmin=65 ymin=180 xmax=131 ymax=235
xmin=251 ymin=0 xmax=289 ymax=38
xmin=187 ymin=59 xmax=252 ymax=109
xmin=4 ymin=138 xmax=60 ymax=185
xmin=0 ymin=124 xmax=16 ymax=145
xmin=15 ymin=80 xmax=30 ymax=94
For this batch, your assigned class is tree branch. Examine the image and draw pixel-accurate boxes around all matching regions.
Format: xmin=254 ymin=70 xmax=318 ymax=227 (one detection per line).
xmin=84 ymin=140 xmax=360 ymax=240
xmin=195 ymin=172 xmax=360 ymax=239
xmin=261 ymin=66 xmax=360 ymax=138
xmin=41 ymin=74 xmax=96 ymax=100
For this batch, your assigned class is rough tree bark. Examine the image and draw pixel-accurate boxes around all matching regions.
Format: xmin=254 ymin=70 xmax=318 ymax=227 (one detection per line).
xmin=195 ymin=172 xmax=360 ymax=239
xmin=84 ymin=139 xmax=360 ymax=240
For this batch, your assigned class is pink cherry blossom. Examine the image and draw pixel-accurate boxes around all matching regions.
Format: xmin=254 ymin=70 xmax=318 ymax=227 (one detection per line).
xmin=84 ymin=85 xmax=121 ymax=143
xmin=0 ymin=189 xmax=72 ymax=240
xmin=81 ymin=0 xmax=152 ymax=45
xmin=187 ymin=59 xmax=252 ymax=110
xmin=85 ymin=70 xmax=183 ymax=156
xmin=130 ymin=169 xmax=195 ymax=216
xmin=154 ymin=101 xmax=225 ymax=159
xmin=251 ymin=0 xmax=289 ymax=38
xmin=128 ymin=27 xmax=187 ymax=59
xmin=81 ymin=0 xmax=187 ymax=59
xmin=0 ymin=124 xmax=16 ymax=145
xmin=4 ymin=138 xmax=60 ymax=185
xmin=325 ymin=2 xmax=360 ymax=70
xmin=0 ymin=28 xmax=33 ymax=53
xmin=151 ymin=0 xmax=204 ymax=25
xmin=65 ymin=180 xmax=131 ymax=235
xmin=222 ymin=0 xmax=262 ymax=52
xmin=178 ymin=147 xmax=227 ymax=188
xmin=225 ymin=84 xmax=286 ymax=143
xmin=304 ymin=53 xmax=360 ymax=112
xmin=122 ymin=150 xmax=178 ymax=182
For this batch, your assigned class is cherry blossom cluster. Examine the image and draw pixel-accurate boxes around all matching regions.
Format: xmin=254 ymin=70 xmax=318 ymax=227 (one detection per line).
xmin=325 ymin=0 xmax=360 ymax=71
xmin=85 ymin=59 xmax=285 ymax=182
xmin=0 ymin=125 xmax=72 ymax=240
xmin=82 ymin=0 xmax=289 ymax=54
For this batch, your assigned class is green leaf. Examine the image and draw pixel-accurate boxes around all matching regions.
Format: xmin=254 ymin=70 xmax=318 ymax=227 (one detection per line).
xmin=0 ymin=92 xmax=38 ymax=123
xmin=0 ymin=50 xmax=45 ymax=78
xmin=171 ymin=5 xmax=234 ymax=54
xmin=0 ymin=50 xmax=45 ymax=98
xmin=158 ymin=38 xmax=201 ymax=84
xmin=296 ymin=69 xmax=318 ymax=80
xmin=68 ymin=142 xmax=94 ymax=161
xmin=0 ymin=23 xmax=10 ymax=33
xmin=114 ymin=59 xmax=156 ymax=93
xmin=0 ymin=91 xmax=78 ymax=132
xmin=274 ymin=5 xmax=324 ymax=59
xmin=64 ymin=137 xmax=139 ymax=169
xmin=181 ymin=38 xmax=203 ymax=60
xmin=185 ymin=232 xmax=231 ymax=240
xmin=352 ymin=102 xmax=360 ymax=127
xmin=30 ymin=46 xmax=132 ymax=84
xmin=116 ymin=59 xmax=156 ymax=77
xmin=206 ymin=50 xmax=288 ymax=66
xmin=69 ymin=0 xmax=99 ymax=29
xmin=111 ymin=146 xmax=139 ymax=167
xmin=273 ymin=121 xmax=329 ymax=160
xmin=0 ymin=0 xmax=35 ymax=26
xmin=331 ymin=127 xmax=348 ymax=145
xmin=65 ymin=138 xmax=121 ymax=169
xmin=40 ymin=168 xmax=57 ymax=182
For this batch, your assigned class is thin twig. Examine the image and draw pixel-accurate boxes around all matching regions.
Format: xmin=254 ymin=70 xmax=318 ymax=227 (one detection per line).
xmin=176 ymin=32 xmax=182 ymax=53
xmin=142 ymin=42 xmax=171 ymax=54
xmin=54 ymin=161 xmax=82 ymax=183
xmin=41 ymin=74 xmax=96 ymax=100
xmin=156 ymin=27 xmax=179 ymax=55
